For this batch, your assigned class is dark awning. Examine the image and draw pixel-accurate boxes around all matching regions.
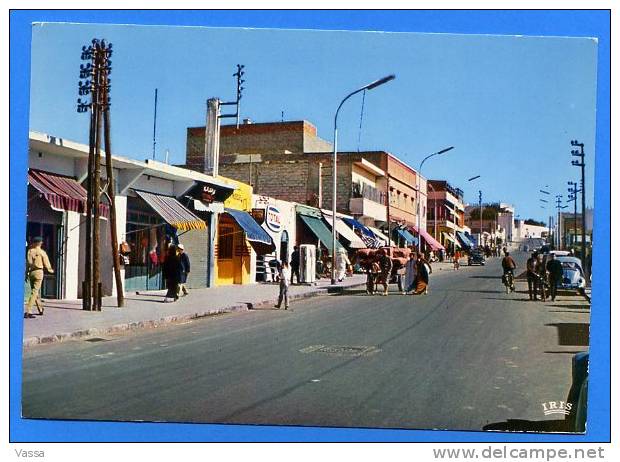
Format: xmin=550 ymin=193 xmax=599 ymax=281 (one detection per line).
xmin=456 ymin=231 xmax=475 ymax=250
xmin=224 ymin=208 xmax=275 ymax=255
xmin=394 ymin=228 xmax=418 ymax=246
xmin=134 ymin=190 xmax=206 ymax=231
xmin=299 ymin=214 xmax=344 ymax=255
xmin=28 ymin=168 xmax=109 ymax=217
xmin=341 ymin=217 xmax=374 ymax=237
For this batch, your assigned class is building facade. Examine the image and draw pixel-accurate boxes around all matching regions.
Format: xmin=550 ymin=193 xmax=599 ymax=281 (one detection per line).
xmin=27 ymin=131 xmax=268 ymax=301
xmin=185 ymin=120 xmax=428 ymax=246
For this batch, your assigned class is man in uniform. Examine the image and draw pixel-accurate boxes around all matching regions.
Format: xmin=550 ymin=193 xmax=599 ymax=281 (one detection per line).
xmin=526 ymin=252 xmax=538 ymax=300
xmin=25 ymin=237 xmax=54 ymax=318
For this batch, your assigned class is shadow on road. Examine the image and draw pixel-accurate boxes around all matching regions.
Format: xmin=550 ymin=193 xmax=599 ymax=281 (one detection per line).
xmin=546 ymin=323 xmax=590 ymax=347
xmin=483 ymin=419 xmax=575 ymax=433
xmin=547 ymin=304 xmax=590 ymax=310
xmin=481 ymin=297 xmax=534 ymax=303
xmin=460 ymin=289 xmax=506 ymax=294
xmin=469 ymin=275 xmax=501 ymax=279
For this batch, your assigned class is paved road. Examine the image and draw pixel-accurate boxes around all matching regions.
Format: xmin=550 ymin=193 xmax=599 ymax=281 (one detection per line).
xmin=22 ymin=251 xmax=590 ymax=431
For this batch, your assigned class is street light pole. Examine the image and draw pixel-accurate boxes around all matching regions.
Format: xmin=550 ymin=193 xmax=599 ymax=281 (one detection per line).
xmin=331 ymin=74 xmax=395 ymax=284
xmin=478 ymin=190 xmax=483 ymax=247
xmin=416 ymin=146 xmax=454 ymax=252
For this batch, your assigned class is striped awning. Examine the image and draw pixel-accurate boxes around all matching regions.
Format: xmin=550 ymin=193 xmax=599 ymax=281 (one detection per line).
xmin=28 ymin=168 xmax=109 ymax=217
xmin=134 ymin=190 xmax=206 ymax=231
xmin=410 ymin=225 xmax=445 ymax=251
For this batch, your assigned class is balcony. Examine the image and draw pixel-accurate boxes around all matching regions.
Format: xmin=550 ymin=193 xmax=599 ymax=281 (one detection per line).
xmin=349 ymin=197 xmax=387 ymax=222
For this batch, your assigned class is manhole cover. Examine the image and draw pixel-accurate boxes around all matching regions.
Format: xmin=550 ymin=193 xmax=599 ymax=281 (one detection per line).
xmin=84 ymin=337 xmax=110 ymax=342
xmin=299 ymin=344 xmax=381 ymax=357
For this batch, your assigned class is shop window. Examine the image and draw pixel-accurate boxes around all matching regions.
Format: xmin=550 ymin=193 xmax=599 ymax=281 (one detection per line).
xmin=218 ymin=226 xmax=234 ymax=259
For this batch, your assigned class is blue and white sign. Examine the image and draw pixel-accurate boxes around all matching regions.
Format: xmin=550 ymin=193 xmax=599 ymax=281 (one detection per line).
xmin=265 ymin=205 xmax=282 ymax=232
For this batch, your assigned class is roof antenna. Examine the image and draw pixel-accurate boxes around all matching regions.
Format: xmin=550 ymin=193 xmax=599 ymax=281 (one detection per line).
xmin=152 ymin=88 xmax=158 ymax=160
xmin=281 ymin=110 xmax=284 ymax=122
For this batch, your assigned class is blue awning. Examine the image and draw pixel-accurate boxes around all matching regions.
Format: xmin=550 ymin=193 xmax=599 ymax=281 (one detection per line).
xmin=341 ymin=217 xmax=374 ymax=237
xmin=394 ymin=228 xmax=418 ymax=246
xmin=456 ymin=231 xmax=475 ymax=250
xmin=225 ymin=208 xmax=275 ymax=255
xmin=299 ymin=214 xmax=345 ymax=255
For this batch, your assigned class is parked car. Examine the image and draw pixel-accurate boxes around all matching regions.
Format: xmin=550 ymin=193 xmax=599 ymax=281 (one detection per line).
xmin=468 ymin=250 xmax=486 ymax=266
xmin=556 ymin=256 xmax=587 ymax=292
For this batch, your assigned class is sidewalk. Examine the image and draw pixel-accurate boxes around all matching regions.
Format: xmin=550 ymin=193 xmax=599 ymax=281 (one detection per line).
xmin=23 ymin=275 xmax=367 ymax=347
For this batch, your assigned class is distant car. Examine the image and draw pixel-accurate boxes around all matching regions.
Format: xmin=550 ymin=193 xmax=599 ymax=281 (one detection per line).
xmin=556 ymin=256 xmax=587 ymax=292
xmin=468 ymin=250 xmax=486 ymax=266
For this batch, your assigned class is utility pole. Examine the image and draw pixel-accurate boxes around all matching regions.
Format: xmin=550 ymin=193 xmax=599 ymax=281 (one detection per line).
xmin=77 ymin=39 xmax=115 ymax=310
xmin=152 ymin=88 xmax=158 ymax=160
xmin=568 ymin=180 xmax=580 ymax=251
xmin=571 ymin=140 xmax=588 ymax=275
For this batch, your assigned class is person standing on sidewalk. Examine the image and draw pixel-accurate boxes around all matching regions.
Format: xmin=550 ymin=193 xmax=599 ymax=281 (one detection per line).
xmin=534 ymin=253 xmax=548 ymax=302
xmin=275 ymin=261 xmax=291 ymax=309
xmin=163 ymin=244 xmax=181 ymax=302
xmin=453 ymin=250 xmax=461 ymax=270
xmin=335 ymin=247 xmax=351 ymax=282
xmin=290 ymin=246 xmax=300 ymax=285
xmin=24 ymin=237 xmax=54 ymax=318
xmin=177 ymin=244 xmax=190 ymax=297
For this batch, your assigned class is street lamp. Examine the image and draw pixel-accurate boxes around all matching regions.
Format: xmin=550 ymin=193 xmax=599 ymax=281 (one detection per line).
xmin=416 ymin=146 xmax=455 ymax=252
xmin=330 ymin=74 xmax=395 ymax=284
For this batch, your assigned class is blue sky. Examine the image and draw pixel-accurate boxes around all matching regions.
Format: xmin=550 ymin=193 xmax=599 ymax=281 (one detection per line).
xmin=29 ymin=23 xmax=598 ymax=222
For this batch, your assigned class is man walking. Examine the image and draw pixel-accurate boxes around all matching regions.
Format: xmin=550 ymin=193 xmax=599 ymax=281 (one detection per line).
xmin=290 ymin=245 xmax=300 ymax=285
xmin=275 ymin=261 xmax=291 ymax=310
xmin=25 ymin=237 xmax=54 ymax=318
xmin=177 ymin=244 xmax=190 ymax=297
xmin=546 ymin=253 xmax=563 ymax=301
xmin=526 ymin=252 xmax=537 ymax=300
xmin=377 ymin=250 xmax=393 ymax=296
xmin=534 ymin=253 xmax=548 ymax=302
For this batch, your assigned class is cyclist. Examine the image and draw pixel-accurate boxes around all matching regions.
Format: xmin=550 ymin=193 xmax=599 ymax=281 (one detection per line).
xmin=501 ymin=251 xmax=517 ymax=292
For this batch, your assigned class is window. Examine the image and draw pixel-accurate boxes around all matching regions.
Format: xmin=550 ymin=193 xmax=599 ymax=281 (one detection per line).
xmin=218 ymin=226 xmax=234 ymax=259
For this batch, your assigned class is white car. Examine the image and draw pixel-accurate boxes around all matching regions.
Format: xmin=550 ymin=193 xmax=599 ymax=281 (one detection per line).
xmin=556 ymin=256 xmax=587 ymax=291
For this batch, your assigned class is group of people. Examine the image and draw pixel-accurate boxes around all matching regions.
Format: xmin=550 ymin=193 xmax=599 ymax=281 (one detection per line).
xmin=525 ymin=251 xmax=563 ymax=302
xmin=162 ymin=243 xmax=191 ymax=302
xmin=363 ymin=249 xmax=432 ymax=297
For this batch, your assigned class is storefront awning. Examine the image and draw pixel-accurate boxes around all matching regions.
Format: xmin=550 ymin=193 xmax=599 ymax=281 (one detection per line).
xmin=224 ymin=208 xmax=275 ymax=255
xmin=341 ymin=217 xmax=374 ymax=238
xmin=28 ymin=168 xmax=109 ymax=217
xmin=442 ymin=232 xmax=461 ymax=248
xmin=456 ymin=231 xmax=475 ymax=250
xmin=299 ymin=214 xmax=345 ymax=254
xmin=134 ymin=190 xmax=206 ymax=231
xmin=322 ymin=213 xmax=367 ymax=249
xmin=410 ymin=225 xmax=445 ymax=251
xmin=394 ymin=228 xmax=418 ymax=246
xmin=366 ymin=226 xmax=393 ymax=247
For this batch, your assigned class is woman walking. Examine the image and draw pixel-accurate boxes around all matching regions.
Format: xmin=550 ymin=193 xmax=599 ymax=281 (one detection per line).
xmin=163 ymin=244 xmax=181 ymax=302
xmin=335 ymin=247 xmax=351 ymax=282
xmin=412 ymin=255 xmax=430 ymax=295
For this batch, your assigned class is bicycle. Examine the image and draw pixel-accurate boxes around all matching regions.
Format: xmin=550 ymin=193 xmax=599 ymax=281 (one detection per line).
xmin=502 ymin=270 xmax=515 ymax=293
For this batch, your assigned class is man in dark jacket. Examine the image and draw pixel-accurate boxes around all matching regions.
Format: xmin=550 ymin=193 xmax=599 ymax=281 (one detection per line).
xmin=546 ymin=254 xmax=564 ymax=301
xmin=290 ymin=246 xmax=300 ymax=284
xmin=177 ymin=244 xmax=191 ymax=297
xmin=526 ymin=252 xmax=538 ymax=300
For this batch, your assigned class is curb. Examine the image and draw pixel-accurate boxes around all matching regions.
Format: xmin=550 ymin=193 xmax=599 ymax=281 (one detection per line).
xmin=23 ymin=282 xmax=366 ymax=348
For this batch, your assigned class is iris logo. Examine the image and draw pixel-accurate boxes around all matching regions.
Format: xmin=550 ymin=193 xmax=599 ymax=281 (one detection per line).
xmin=541 ymin=401 xmax=572 ymax=416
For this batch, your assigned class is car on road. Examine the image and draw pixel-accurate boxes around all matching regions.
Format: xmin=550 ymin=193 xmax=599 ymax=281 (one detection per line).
xmin=556 ymin=256 xmax=587 ymax=293
xmin=468 ymin=250 xmax=486 ymax=266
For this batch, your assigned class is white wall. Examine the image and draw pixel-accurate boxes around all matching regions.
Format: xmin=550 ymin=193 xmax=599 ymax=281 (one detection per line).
xmin=63 ymin=211 xmax=81 ymax=300
xmin=28 ymin=149 xmax=76 ymax=176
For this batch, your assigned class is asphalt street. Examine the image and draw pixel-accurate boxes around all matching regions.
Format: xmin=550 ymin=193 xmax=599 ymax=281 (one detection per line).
xmin=22 ymin=250 xmax=591 ymax=432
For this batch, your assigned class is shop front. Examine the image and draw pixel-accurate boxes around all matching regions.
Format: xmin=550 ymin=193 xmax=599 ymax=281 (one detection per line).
xmin=252 ymin=195 xmax=297 ymax=282
xmin=215 ymin=181 xmax=274 ymax=285
xmin=123 ymin=189 xmax=207 ymax=292
xmin=26 ymin=168 xmax=109 ymax=299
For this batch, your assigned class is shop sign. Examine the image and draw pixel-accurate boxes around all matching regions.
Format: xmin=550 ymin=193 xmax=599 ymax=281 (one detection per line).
xmin=201 ymin=185 xmax=217 ymax=203
xmin=252 ymin=208 xmax=266 ymax=225
xmin=265 ymin=205 xmax=282 ymax=232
